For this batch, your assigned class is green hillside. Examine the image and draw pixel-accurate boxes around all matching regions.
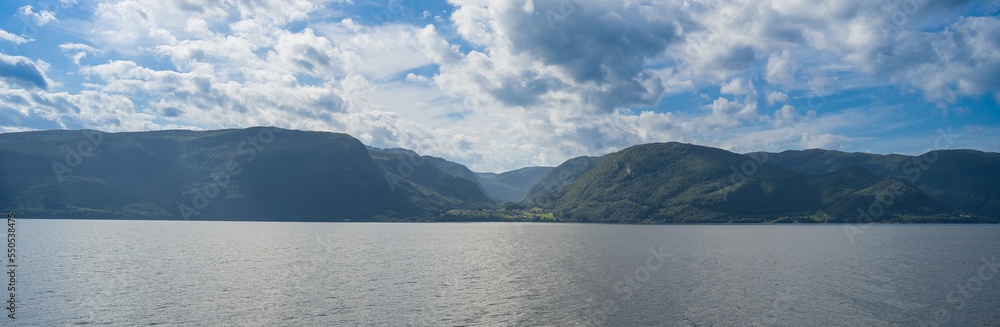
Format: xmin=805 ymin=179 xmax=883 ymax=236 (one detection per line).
xmin=0 ymin=128 xmax=484 ymax=221
xmin=2 ymin=128 xmax=995 ymax=223
xmin=531 ymin=143 xmax=988 ymax=223
xmin=476 ymin=166 xmax=552 ymax=203
xmin=370 ymin=151 xmax=493 ymax=210
xmin=765 ymin=149 xmax=1000 ymax=219
xmin=524 ymin=156 xmax=601 ymax=204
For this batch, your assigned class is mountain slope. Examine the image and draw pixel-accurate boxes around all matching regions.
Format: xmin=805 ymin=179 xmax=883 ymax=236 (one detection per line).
xmin=899 ymin=150 xmax=1000 ymax=219
xmin=370 ymin=151 xmax=493 ymax=208
xmin=535 ymin=143 xmax=976 ymax=223
xmin=0 ymin=128 xmax=481 ymax=220
xmin=476 ymin=166 xmax=552 ymax=203
xmin=524 ymin=156 xmax=601 ymax=203
xmin=765 ymin=149 xmax=1000 ymax=219
xmin=819 ymin=178 xmax=964 ymax=222
xmin=2 ymin=128 xmax=995 ymax=223
xmin=423 ymin=156 xmax=482 ymax=185
xmin=540 ymin=143 xmax=817 ymax=222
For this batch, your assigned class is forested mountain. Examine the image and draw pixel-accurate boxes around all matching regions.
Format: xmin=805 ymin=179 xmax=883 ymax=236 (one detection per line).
xmin=523 ymin=156 xmax=601 ymax=203
xmin=1 ymin=128 xmax=995 ymax=223
xmin=528 ymin=143 xmax=992 ymax=223
xmin=0 ymin=128 xmax=489 ymax=221
xmin=763 ymin=149 xmax=1000 ymax=219
xmin=476 ymin=167 xmax=552 ymax=203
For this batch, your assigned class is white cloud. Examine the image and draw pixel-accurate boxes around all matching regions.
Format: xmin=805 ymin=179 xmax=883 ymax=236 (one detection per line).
xmin=769 ymin=104 xmax=816 ymax=128
xmin=2 ymin=0 xmax=998 ymax=172
xmin=766 ymin=91 xmax=788 ymax=105
xmin=271 ymin=28 xmax=344 ymax=78
xmin=91 ymin=1 xmax=175 ymax=54
xmin=313 ymin=23 xmax=460 ymax=81
xmin=807 ymin=76 xmax=839 ymax=96
xmin=720 ymin=78 xmax=749 ymax=95
xmin=18 ymin=6 xmax=57 ymax=27
xmin=765 ymin=50 xmax=797 ymax=86
xmin=887 ymin=16 xmax=1000 ymax=103
xmin=0 ymin=29 xmax=29 ymax=44
xmin=404 ymin=73 xmax=429 ymax=83
xmin=59 ymin=43 xmax=102 ymax=65
xmin=798 ymin=133 xmax=853 ymax=150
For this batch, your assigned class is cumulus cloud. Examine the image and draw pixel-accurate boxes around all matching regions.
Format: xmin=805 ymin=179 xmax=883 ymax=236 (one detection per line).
xmin=445 ymin=0 xmax=683 ymax=111
xmin=799 ymin=133 xmax=853 ymax=150
xmin=1 ymin=0 xmax=998 ymax=171
xmin=885 ymin=16 xmax=1000 ymax=103
xmin=405 ymin=73 xmax=429 ymax=83
xmin=720 ymin=78 xmax=751 ymax=95
xmin=765 ymin=50 xmax=797 ymax=86
xmin=272 ymin=28 xmax=344 ymax=77
xmin=766 ymin=91 xmax=788 ymax=105
xmin=91 ymin=1 xmax=177 ymax=54
xmin=18 ymin=5 xmax=57 ymax=26
xmin=59 ymin=43 xmax=102 ymax=65
xmin=769 ymin=105 xmax=817 ymax=128
xmin=0 ymin=29 xmax=29 ymax=44
xmin=0 ymin=54 xmax=49 ymax=90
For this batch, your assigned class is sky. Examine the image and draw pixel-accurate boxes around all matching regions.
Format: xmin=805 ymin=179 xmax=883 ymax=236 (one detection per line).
xmin=0 ymin=0 xmax=998 ymax=172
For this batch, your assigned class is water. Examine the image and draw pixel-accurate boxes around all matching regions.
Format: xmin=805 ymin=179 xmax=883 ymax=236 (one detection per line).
xmin=11 ymin=220 xmax=1000 ymax=326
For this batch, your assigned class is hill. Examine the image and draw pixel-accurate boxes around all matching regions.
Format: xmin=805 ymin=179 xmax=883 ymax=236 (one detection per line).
xmin=2 ymin=128 xmax=995 ymax=223
xmin=0 ymin=128 xmax=489 ymax=221
xmin=476 ymin=167 xmax=552 ymax=203
xmin=764 ymin=149 xmax=1000 ymax=219
xmin=524 ymin=156 xmax=601 ymax=204
xmin=530 ymin=143 xmax=990 ymax=223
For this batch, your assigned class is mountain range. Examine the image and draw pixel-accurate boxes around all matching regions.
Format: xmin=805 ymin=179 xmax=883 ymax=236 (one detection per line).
xmin=1 ymin=127 xmax=996 ymax=223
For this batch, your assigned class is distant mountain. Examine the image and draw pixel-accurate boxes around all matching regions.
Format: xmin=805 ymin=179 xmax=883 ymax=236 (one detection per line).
xmin=476 ymin=167 xmax=552 ymax=203
xmin=764 ymin=149 xmax=1000 ymax=219
xmin=529 ymin=143 xmax=991 ymax=223
xmin=367 ymin=146 xmax=491 ymax=201
xmin=369 ymin=151 xmax=493 ymax=210
xmin=2 ymin=128 xmax=995 ymax=223
xmin=802 ymin=166 xmax=958 ymax=221
xmin=367 ymin=147 xmax=558 ymax=204
xmin=0 ymin=128 xmax=489 ymax=221
xmin=422 ymin=156 xmax=483 ymax=187
xmin=524 ymin=156 xmax=600 ymax=203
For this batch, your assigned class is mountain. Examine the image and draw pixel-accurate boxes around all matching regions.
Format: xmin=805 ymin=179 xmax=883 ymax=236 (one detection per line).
xmin=802 ymin=166 xmax=958 ymax=222
xmin=2 ymin=128 xmax=995 ymax=223
xmin=367 ymin=146 xmax=491 ymax=201
xmin=764 ymin=149 xmax=1000 ymax=219
xmin=0 ymin=128 xmax=489 ymax=221
xmin=529 ymin=143 xmax=990 ymax=223
xmin=537 ymin=143 xmax=815 ymax=223
xmin=475 ymin=167 xmax=552 ymax=203
xmin=754 ymin=149 xmax=909 ymax=177
xmin=366 ymin=147 xmax=560 ymax=204
xmin=422 ymin=156 xmax=483 ymax=187
xmin=369 ymin=151 xmax=493 ymax=208
xmin=524 ymin=156 xmax=601 ymax=203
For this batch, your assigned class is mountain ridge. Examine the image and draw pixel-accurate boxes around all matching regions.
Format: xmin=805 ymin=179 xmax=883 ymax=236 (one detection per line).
xmin=2 ymin=128 xmax=996 ymax=223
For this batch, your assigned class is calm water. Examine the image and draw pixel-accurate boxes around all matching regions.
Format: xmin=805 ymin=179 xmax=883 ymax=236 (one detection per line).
xmin=11 ymin=220 xmax=1000 ymax=326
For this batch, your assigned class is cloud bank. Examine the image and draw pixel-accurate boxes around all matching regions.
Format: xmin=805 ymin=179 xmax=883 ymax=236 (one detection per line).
xmin=0 ymin=0 xmax=998 ymax=171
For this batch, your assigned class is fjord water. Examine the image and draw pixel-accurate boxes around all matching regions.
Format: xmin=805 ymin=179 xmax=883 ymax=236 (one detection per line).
xmin=15 ymin=220 xmax=1000 ymax=326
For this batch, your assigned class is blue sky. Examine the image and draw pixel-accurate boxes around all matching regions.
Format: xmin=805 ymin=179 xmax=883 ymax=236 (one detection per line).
xmin=0 ymin=0 xmax=998 ymax=172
